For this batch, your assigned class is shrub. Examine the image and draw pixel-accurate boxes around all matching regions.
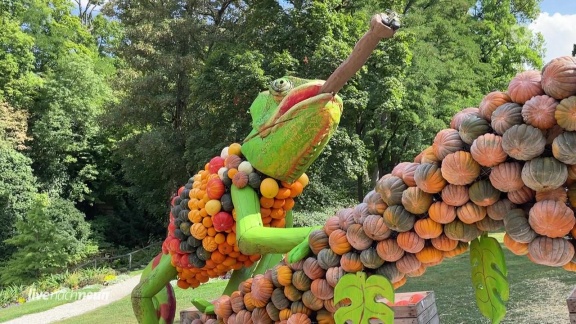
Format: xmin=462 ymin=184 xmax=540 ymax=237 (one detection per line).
xmin=0 ymin=194 xmax=97 ymax=285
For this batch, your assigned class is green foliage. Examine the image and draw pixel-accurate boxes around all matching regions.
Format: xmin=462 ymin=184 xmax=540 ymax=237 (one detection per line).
xmin=0 ymin=145 xmax=37 ymax=260
xmin=292 ymin=206 xmax=342 ymax=228
xmin=334 ymin=271 xmax=395 ymax=324
xmin=470 ymin=235 xmax=509 ymax=323
xmin=0 ymin=194 xmax=97 ymax=285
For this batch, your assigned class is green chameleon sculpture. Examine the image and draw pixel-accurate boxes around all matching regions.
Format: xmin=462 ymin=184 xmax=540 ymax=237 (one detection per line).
xmin=132 ymin=12 xmax=399 ymax=324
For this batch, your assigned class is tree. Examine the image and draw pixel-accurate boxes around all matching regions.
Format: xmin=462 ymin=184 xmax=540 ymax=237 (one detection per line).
xmin=0 ymin=194 xmax=96 ymax=284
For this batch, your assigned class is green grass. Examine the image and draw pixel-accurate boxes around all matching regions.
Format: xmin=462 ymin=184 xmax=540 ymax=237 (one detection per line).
xmin=55 ymin=279 xmax=229 ymax=324
xmin=54 ymin=236 xmax=576 ymax=323
xmin=0 ymin=285 xmax=103 ymax=322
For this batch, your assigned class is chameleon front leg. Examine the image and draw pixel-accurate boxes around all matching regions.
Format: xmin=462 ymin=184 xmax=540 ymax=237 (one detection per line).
xmin=132 ymin=253 xmax=178 ymax=324
xmin=192 ymin=210 xmax=295 ymax=314
xmin=232 ymin=185 xmax=320 ymax=260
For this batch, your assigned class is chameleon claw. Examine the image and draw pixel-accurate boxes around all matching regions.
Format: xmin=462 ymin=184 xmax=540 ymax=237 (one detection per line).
xmin=287 ymin=226 xmax=322 ymax=264
xmin=191 ymin=298 xmax=215 ymax=315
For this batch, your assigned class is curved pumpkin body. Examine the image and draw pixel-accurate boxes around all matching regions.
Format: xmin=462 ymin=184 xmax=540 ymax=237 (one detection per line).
xmin=503 ymin=209 xmax=537 ymax=243
xmin=428 ymin=201 xmax=457 ymax=224
xmin=401 ymin=187 xmax=433 ymax=214
xmin=450 ymin=107 xmax=480 ymax=130
xmin=382 ymin=205 xmax=416 ymax=232
xmin=489 ymin=162 xmax=524 ymax=192
xmin=521 ymin=157 xmax=568 ymax=192
xmin=522 ymin=95 xmax=558 ymax=130
xmin=414 ymin=163 xmax=446 ymax=193
xmin=376 ymin=239 xmax=405 ymax=262
xmin=528 ymin=236 xmax=575 ymax=267
xmin=491 ymin=102 xmax=523 ymax=135
xmin=470 ymin=133 xmax=507 ymax=167
xmin=433 ymin=128 xmax=464 ymax=160
xmin=541 ymin=56 xmax=576 ymax=100
xmin=552 ymin=131 xmax=576 ymax=164
xmin=468 ymin=180 xmax=500 ymax=206
xmin=441 ymin=151 xmax=480 ymax=186
xmin=479 ymin=91 xmax=511 ymax=121
xmin=375 ymin=175 xmax=407 ymax=206
xmin=441 ymin=184 xmax=469 ymax=206
xmin=556 ymin=96 xmax=576 ymax=131
xmin=507 ymin=70 xmax=544 ymax=104
xmin=503 ymin=233 xmax=529 ymax=255
xmin=362 ymin=214 xmax=392 ymax=240
xmin=528 ymin=200 xmax=575 ymax=238
xmin=502 ymin=124 xmax=546 ymax=161
xmin=459 ymin=115 xmax=490 ymax=144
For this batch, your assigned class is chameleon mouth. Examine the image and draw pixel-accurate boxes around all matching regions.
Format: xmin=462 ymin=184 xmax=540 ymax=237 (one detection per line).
xmin=277 ymin=81 xmax=325 ymax=116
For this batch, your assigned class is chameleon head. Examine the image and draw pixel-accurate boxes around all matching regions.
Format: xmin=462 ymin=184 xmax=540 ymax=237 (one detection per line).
xmin=242 ymin=76 xmax=343 ymax=183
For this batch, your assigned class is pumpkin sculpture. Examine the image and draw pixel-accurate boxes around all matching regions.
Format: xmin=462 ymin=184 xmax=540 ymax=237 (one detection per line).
xmin=132 ymin=13 xmax=576 ymax=323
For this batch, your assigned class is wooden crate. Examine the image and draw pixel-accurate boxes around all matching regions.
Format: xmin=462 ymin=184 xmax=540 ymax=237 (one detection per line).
xmin=567 ymin=286 xmax=576 ymax=323
xmin=372 ymin=291 xmax=438 ymax=324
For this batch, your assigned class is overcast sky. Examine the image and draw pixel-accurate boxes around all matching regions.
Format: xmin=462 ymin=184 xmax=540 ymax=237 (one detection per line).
xmin=529 ymin=0 xmax=576 ymax=64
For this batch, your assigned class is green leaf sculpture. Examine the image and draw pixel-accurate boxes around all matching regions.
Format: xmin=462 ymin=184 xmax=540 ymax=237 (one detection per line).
xmin=470 ymin=234 xmax=509 ymax=324
xmin=334 ymin=271 xmax=395 ymax=324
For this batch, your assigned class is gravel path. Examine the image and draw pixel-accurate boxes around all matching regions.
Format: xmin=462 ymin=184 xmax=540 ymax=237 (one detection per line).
xmin=5 ymin=274 xmax=142 ymax=324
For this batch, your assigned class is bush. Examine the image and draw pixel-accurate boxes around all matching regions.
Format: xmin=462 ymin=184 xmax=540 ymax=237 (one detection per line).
xmin=0 ymin=194 xmax=97 ymax=285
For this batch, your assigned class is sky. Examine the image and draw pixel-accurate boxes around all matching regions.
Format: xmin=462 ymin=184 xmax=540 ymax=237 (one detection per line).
xmin=529 ymin=0 xmax=576 ymax=64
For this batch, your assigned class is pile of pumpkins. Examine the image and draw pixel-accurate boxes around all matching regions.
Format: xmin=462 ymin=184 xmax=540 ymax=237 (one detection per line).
xmin=162 ymin=143 xmax=307 ymax=289
xmin=192 ymin=55 xmax=576 ymax=324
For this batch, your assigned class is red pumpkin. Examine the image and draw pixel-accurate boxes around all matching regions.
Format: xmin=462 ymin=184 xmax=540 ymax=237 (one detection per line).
xmin=522 ymin=95 xmax=558 ymax=130
xmin=541 ymin=56 xmax=576 ymax=100
xmin=206 ymin=178 xmax=225 ymax=199
xmin=507 ymin=70 xmax=544 ymax=104
xmin=441 ymin=184 xmax=469 ymax=207
xmin=489 ymin=162 xmax=524 ymax=193
xmin=212 ymin=211 xmax=234 ymax=232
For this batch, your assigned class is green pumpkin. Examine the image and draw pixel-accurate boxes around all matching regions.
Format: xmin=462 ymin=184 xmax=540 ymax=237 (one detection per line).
xmin=521 ymin=157 xmax=568 ymax=192
xmin=502 ymin=124 xmax=546 ymax=161
xmin=443 ymin=219 xmax=482 ymax=242
xmin=491 ymin=102 xmax=523 ymax=135
xmin=552 ymin=132 xmax=576 ymax=164
xmin=503 ymin=208 xmax=537 ymax=243
xmin=459 ymin=115 xmax=491 ymax=144
xmin=316 ymin=249 xmax=341 ymax=270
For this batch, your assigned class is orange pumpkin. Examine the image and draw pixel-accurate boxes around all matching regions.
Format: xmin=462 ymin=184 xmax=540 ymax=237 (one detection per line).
xmin=346 ymin=224 xmax=373 ymax=251
xmin=301 ymin=290 xmax=324 ymax=311
xmin=396 ymin=253 xmax=422 ymax=273
xmin=310 ymin=279 xmax=333 ymax=300
xmin=441 ymin=151 xmax=480 ymax=186
xmin=428 ymin=201 xmax=457 ymax=224
xmin=323 ymin=216 xmax=340 ymax=236
xmin=413 ymin=217 xmax=443 ymax=239
xmin=415 ymin=246 xmax=444 ymax=264
xmin=528 ymin=200 xmax=575 ymax=238
xmin=328 ymin=229 xmax=352 ymax=255
xmin=470 ymin=133 xmax=508 ymax=167
xmin=376 ymin=239 xmax=405 ymax=262
xmin=441 ymin=184 xmax=469 ymax=207
xmin=401 ymin=163 xmax=420 ymax=187
xmin=287 ymin=312 xmax=311 ymax=324
xmin=308 ymin=229 xmax=329 ymax=255
xmin=456 ymin=201 xmax=487 ymax=224
xmin=479 ymin=91 xmax=511 ymax=121
xmin=414 ymin=163 xmax=447 ymax=194
xmin=340 ymin=252 xmax=363 ymax=272
xmin=302 ymin=257 xmax=326 ymax=280
xmin=507 ymin=186 xmax=535 ymax=205
xmin=431 ymin=234 xmax=459 ymax=252
xmin=362 ymin=190 xmax=388 ymax=215
xmin=396 ymin=231 xmax=425 ymax=253
xmin=443 ymin=242 xmax=469 ymax=258
xmin=503 ymin=233 xmax=529 ymax=256
xmin=362 ymin=215 xmax=392 ymax=240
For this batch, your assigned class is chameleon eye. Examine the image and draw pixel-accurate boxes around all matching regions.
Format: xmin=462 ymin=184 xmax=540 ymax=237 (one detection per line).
xmin=270 ymin=78 xmax=293 ymax=95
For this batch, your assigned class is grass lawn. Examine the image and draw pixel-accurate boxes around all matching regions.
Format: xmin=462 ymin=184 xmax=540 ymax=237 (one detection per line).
xmin=56 ymin=279 xmax=229 ymax=324
xmin=0 ymin=285 xmax=103 ymax=322
xmin=56 ymin=234 xmax=576 ymax=323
